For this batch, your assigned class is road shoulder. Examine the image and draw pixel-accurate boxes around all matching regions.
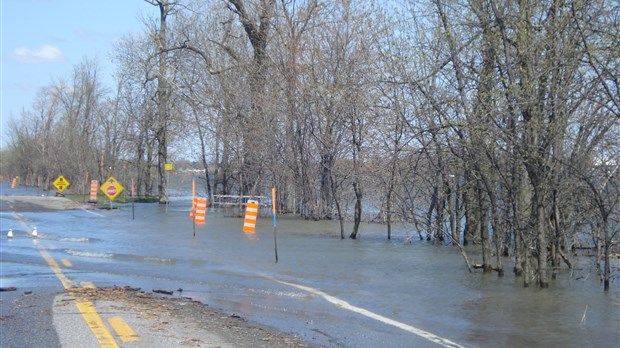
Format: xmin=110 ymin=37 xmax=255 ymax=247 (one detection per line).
xmin=65 ymin=286 xmax=313 ymax=348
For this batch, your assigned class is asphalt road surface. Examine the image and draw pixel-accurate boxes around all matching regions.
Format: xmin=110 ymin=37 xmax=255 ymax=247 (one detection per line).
xmin=1 ymin=195 xmax=313 ymax=348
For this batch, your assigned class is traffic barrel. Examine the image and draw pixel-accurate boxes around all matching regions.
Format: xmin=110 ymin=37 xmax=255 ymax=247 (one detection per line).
xmin=243 ymin=200 xmax=259 ymax=233
xmin=194 ymin=198 xmax=207 ymax=224
xmin=89 ymin=180 xmax=98 ymax=202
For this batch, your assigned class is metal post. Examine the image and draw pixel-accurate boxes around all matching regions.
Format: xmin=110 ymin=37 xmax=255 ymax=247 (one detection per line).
xmin=83 ymin=172 xmax=88 ymax=203
xmin=131 ymin=178 xmax=135 ymax=220
xmin=272 ymin=187 xmax=278 ymax=263
xmin=165 ymin=171 xmax=170 ymax=213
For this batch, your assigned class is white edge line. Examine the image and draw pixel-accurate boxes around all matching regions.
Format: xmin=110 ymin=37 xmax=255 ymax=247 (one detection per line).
xmin=81 ymin=208 xmax=105 ymax=217
xmin=271 ymin=277 xmax=465 ymax=348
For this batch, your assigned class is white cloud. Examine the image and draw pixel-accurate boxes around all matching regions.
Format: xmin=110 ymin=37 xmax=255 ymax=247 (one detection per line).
xmin=7 ymin=44 xmax=64 ymax=64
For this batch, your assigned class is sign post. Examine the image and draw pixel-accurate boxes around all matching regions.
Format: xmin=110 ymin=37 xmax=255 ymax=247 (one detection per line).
xmin=83 ymin=173 xmax=89 ymax=202
xmin=272 ymin=187 xmax=278 ymax=263
xmin=131 ymin=178 xmax=135 ymax=220
xmin=191 ymin=179 xmax=195 ymax=236
xmin=164 ymin=163 xmax=173 ymax=213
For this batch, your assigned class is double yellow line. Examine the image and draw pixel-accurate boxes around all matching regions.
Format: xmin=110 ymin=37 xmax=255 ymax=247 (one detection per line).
xmin=13 ymin=213 xmax=139 ymax=347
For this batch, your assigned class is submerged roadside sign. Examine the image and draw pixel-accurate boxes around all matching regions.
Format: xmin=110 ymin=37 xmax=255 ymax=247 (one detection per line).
xmin=53 ymin=176 xmax=70 ymax=192
xmin=101 ymin=176 xmax=124 ymax=201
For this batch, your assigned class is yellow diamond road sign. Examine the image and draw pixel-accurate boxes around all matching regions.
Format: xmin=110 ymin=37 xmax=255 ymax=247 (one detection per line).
xmin=53 ymin=176 xmax=70 ymax=192
xmin=101 ymin=176 xmax=124 ymax=201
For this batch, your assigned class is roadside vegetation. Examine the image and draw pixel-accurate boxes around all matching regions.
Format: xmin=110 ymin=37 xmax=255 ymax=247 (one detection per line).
xmin=1 ymin=0 xmax=618 ymax=290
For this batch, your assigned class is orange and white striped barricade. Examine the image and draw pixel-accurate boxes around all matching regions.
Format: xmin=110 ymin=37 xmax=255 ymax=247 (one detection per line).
xmin=89 ymin=180 xmax=99 ymax=203
xmin=243 ymin=200 xmax=259 ymax=234
xmin=194 ymin=198 xmax=207 ymax=224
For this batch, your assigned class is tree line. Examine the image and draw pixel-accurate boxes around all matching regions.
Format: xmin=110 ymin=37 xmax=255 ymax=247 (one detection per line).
xmin=2 ymin=0 xmax=618 ymax=290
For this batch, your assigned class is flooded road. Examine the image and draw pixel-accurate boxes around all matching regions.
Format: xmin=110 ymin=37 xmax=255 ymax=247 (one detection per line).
xmin=1 ymin=184 xmax=619 ymax=347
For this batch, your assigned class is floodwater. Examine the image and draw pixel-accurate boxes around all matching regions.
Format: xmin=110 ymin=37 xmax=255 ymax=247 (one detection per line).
xmin=1 ymin=183 xmax=619 ymax=347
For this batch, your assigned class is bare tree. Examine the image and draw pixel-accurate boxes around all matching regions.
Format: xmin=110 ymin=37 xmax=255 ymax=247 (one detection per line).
xmin=145 ymin=0 xmax=175 ymax=204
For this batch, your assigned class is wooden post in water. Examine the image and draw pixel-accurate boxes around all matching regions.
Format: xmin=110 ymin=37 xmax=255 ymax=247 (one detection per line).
xmin=83 ymin=172 xmax=89 ymax=203
xmin=166 ymin=170 xmax=169 ymax=214
xmin=272 ymin=187 xmax=278 ymax=263
xmin=131 ymin=178 xmax=135 ymax=220
xmin=192 ymin=179 xmax=196 ymax=237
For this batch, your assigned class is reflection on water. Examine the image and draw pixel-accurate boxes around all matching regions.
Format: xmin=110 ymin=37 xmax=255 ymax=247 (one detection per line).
xmin=1 ymin=184 xmax=618 ymax=347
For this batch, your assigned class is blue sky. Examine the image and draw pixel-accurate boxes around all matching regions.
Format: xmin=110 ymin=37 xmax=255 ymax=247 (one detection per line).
xmin=1 ymin=0 xmax=158 ymax=148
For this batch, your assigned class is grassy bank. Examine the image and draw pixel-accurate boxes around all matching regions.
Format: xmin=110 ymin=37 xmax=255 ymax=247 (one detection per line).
xmin=63 ymin=194 xmax=159 ymax=204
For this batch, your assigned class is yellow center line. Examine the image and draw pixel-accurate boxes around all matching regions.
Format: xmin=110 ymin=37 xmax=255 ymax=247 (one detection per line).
xmin=81 ymin=281 xmax=96 ymax=289
xmin=75 ymin=301 xmax=121 ymax=348
xmin=12 ymin=211 xmax=139 ymax=347
xmin=38 ymin=248 xmax=77 ymax=290
xmin=38 ymin=247 xmax=120 ymax=348
xmin=108 ymin=317 xmax=141 ymax=342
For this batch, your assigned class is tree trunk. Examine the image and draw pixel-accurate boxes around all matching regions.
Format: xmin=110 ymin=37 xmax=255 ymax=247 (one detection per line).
xmin=319 ymin=153 xmax=333 ymax=220
xmin=449 ymin=175 xmax=459 ymax=244
xmin=523 ymin=247 xmax=531 ymax=288
xmin=228 ymin=0 xmax=275 ymax=196
xmin=196 ymin=119 xmax=213 ymax=203
xmin=534 ymin=188 xmax=549 ymax=288
xmin=477 ymin=183 xmax=492 ymax=272
xmin=385 ymin=153 xmax=398 ymax=240
xmin=148 ymin=0 xmax=170 ymax=205
xmin=514 ymin=224 xmax=523 ymax=276
xmin=386 ymin=188 xmax=393 ymax=240
xmin=349 ymin=114 xmax=364 ymax=240
xmin=157 ymin=129 xmax=168 ymax=204
xmin=603 ymin=218 xmax=610 ymax=291
xmin=331 ymin=174 xmax=345 ymax=239
xmin=349 ymin=182 xmax=363 ymax=239
xmin=427 ymin=186 xmax=438 ymax=241
xmin=463 ymin=170 xmax=478 ymax=245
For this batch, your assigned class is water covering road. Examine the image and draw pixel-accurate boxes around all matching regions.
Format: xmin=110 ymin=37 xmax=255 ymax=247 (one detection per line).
xmin=1 ymin=183 xmax=619 ymax=347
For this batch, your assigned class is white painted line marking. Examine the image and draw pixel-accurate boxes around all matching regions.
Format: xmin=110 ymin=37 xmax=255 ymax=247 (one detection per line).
xmin=82 ymin=208 xmax=105 ymax=217
xmin=273 ymin=278 xmax=464 ymax=348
